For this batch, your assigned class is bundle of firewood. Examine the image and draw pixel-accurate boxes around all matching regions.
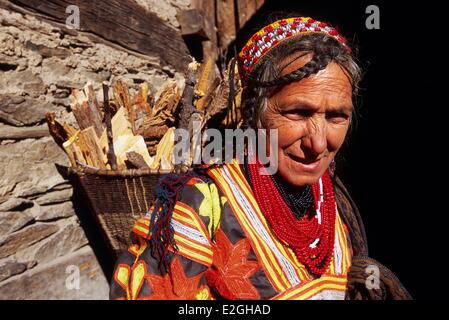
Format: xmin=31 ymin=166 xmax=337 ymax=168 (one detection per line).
xmin=46 ymin=59 xmax=242 ymax=172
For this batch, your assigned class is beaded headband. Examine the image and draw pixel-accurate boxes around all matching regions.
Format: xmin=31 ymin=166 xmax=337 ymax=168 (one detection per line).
xmin=238 ymin=17 xmax=351 ymax=84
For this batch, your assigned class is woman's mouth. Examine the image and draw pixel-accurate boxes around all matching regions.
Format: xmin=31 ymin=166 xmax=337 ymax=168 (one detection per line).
xmin=287 ymin=153 xmax=322 ymax=173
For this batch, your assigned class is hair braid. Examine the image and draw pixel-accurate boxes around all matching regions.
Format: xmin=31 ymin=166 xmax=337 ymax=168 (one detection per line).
xmin=241 ymin=85 xmax=266 ymax=129
xmin=252 ymin=54 xmax=328 ymax=87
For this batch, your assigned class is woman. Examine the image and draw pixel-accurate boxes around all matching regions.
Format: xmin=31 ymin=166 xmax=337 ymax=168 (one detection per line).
xmin=110 ymin=16 xmax=411 ymax=300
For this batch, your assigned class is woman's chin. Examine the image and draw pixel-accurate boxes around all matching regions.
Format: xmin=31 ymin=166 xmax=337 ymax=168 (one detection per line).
xmin=283 ymin=175 xmax=320 ymax=187
xmin=278 ymin=160 xmax=325 ymax=186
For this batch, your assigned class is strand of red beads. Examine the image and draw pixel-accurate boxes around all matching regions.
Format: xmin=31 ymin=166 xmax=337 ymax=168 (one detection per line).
xmin=248 ymin=158 xmax=336 ymax=275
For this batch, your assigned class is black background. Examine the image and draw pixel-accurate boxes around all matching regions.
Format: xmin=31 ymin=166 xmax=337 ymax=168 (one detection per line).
xmin=231 ymin=0 xmax=444 ymax=299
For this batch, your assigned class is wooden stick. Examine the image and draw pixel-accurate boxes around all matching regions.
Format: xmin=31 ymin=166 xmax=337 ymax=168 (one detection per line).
xmin=178 ymin=66 xmax=198 ymax=131
xmin=103 ymin=82 xmax=118 ymax=170
xmin=62 ymin=130 xmax=82 ymax=167
xmin=76 ymin=160 xmax=100 ymax=172
xmin=84 ymin=83 xmax=104 ymax=137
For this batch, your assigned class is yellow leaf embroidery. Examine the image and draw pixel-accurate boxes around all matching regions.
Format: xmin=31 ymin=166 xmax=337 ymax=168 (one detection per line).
xmin=115 ymin=265 xmax=131 ymax=300
xmin=195 ymin=287 xmax=211 ymax=300
xmin=130 ymin=261 xmax=146 ymax=300
xmin=194 ymin=182 xmax=222 ymax=237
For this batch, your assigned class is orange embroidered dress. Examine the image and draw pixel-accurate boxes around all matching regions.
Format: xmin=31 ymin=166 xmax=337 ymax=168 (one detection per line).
xmin=110 ymin=159 xmax=352 ymax=300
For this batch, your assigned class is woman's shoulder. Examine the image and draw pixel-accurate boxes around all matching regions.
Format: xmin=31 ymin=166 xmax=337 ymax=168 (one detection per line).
xmin=333 ymin=174 xmax=368 ymax=257
xmin=132 ymin=168 xmax=225 ymax=242
xmin=176 ymin=171 xmax=225 ymax=239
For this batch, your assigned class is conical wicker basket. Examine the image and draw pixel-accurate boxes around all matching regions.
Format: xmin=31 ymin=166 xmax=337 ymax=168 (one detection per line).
xmin=73 ymin=166 xmax=174 ymax=259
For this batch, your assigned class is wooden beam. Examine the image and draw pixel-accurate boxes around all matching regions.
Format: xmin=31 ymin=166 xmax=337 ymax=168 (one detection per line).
xmin=191 ymin=0 xmax=218 ymax=61
xmin=177 ymin=9 xmax=209 ymax=39
xmin=216 ymin=0 xmax=237 ymax=49
xmin=7 ymin=0 xmax=191 ymax=71
xmin=237 ymin=0 xmax=264 ymax=28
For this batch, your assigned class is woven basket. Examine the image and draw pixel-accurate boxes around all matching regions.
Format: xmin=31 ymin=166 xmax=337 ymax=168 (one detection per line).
xmin=73 ymin=166 xmax=174 ymax=259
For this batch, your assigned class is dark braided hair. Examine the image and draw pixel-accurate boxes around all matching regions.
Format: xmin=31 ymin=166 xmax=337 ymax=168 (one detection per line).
xmin=241 ymin=32 xmax=361 ymax=130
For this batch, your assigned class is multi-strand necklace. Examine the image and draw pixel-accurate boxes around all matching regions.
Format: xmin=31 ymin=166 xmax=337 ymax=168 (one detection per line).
xmin=246 ymin=158 xmax=336 ymax=276
xmin=271 ymin=177 xmax=313 ymax=220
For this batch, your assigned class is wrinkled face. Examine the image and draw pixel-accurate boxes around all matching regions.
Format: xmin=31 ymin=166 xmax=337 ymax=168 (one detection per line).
xmin=260 ymin=53 xmax=353 ymax=186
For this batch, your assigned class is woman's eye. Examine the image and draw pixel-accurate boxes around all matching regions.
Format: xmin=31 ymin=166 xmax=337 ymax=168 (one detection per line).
xmin=326 ymin=112 xmax=350 ymax=123
xmin=283 ymin=109 xmax=313 ymax=120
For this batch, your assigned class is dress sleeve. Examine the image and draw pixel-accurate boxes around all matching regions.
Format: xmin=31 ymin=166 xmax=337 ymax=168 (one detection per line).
xmin=109 ymin=176 xmax=224 ymax=300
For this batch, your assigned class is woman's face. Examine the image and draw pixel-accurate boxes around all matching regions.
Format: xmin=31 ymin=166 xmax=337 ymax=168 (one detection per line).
xmin=260 ymin=53 xmax=353 ymax=186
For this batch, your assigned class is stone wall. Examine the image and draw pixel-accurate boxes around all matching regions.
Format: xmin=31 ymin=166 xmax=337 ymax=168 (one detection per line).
xmin=0 ymin=0 xmax=263 ymax=299
xmin=0 ymin=0 xmax=189 ymax=300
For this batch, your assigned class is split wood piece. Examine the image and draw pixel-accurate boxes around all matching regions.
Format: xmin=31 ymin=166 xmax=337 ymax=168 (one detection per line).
xmin=195 ymin=58 xmax=221 ymax=111
xmin=45 ymin=112 xmax=69 ymax=149
xmin=130 ymin=83 xmax=152 ymax=134
xmin=196 ymin=76 xmax=220 ymax=112
xmin=142 ymin=125 xmax=169 ymax=141
xmin=77 ymin=126 xmax=107 ymax=169
xmin=150 ymin=127 xmax=175 ymax=170
xmin=218 ymin=61 xmax=243 ymax=128
xmin=71 ymin=103 xmax=90 ymax=132
xmin=70 ymin=89 xmax=104 ymax=138
xmin=125 ymin=151 xmax=150 ymax=169
xmin=84 ymin=82 xmax=104 ymax=136
xmin=72 ymin=88 xmax=88 ymax=105
xmin=70 ymin=89 xmax=88 ymax=129
xmin=63 ymin=123 xmax=78 ymax=138
xmin=143 ymin=81 xmax=181 ymax=128
xmin=114 ymin=134 xmax=154 ymax=170
xmin=84 ymin=82 xmax=101 ymax=113
xmin=160 ymin=153 xmax=174 ymax=171
xmin=140 ymin=83 xmax=149 ymax=104
xmin=103 ymin=82 xmax=118 ymax=170
xmin=113 ymin=80 xmax=131 ymax=113
xmin=202 ymin=77 xmax=231 ymax=129
xmin=99 ymin=106 xmax=134 ymax=149
xmin=195 ymin=58 xmax=214 ymax=97
xmin=98 ymin=106 xmax=134 ymax=170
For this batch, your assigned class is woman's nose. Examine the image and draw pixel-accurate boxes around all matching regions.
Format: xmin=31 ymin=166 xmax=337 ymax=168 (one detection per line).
xmin=301 ymin=121 xmax=327 ymax=156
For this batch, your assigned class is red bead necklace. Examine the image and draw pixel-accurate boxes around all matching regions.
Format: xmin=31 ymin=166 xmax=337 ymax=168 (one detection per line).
xmin=248 ymin=158 xmax=336 ymax=275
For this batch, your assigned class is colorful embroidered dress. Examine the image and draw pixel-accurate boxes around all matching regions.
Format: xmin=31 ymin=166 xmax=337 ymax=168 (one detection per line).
xmin=110 ymin=159 xmax=361 ymax=300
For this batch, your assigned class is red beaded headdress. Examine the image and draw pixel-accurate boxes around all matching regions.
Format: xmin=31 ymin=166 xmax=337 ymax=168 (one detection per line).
xmin=238 ymin=17 xmax=350 ymax=84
